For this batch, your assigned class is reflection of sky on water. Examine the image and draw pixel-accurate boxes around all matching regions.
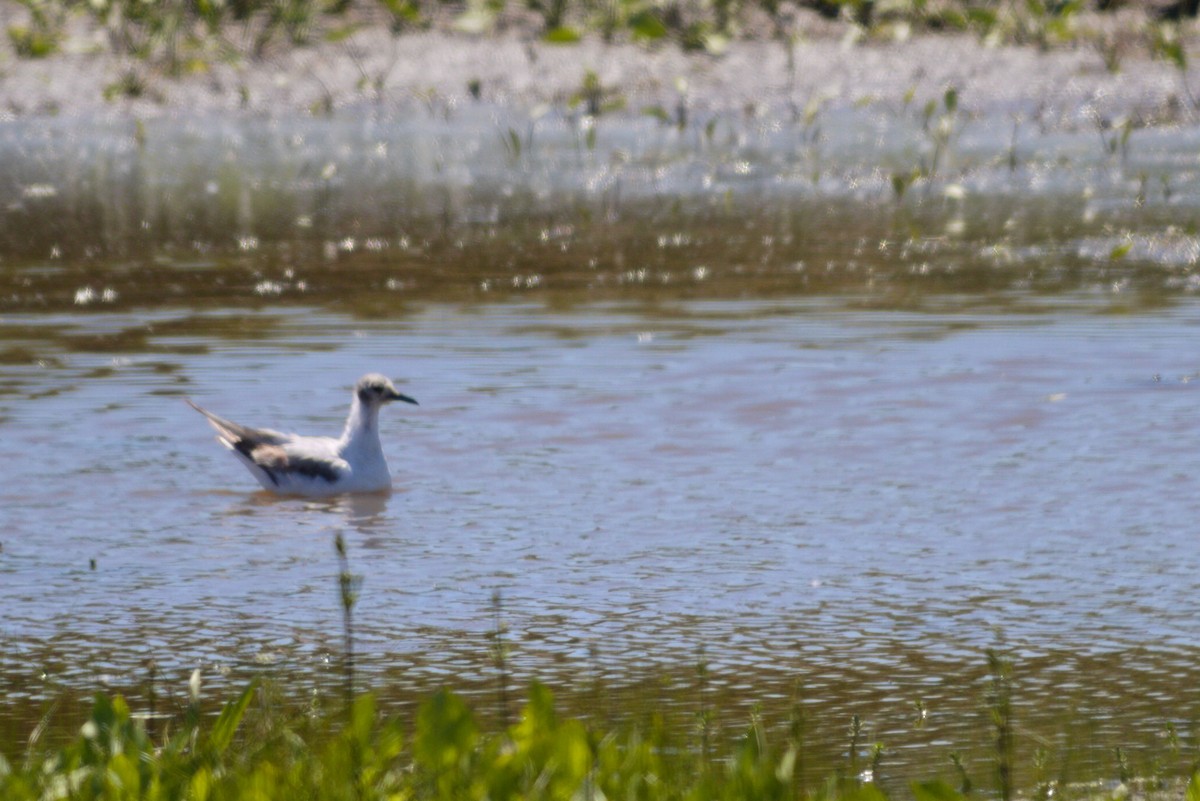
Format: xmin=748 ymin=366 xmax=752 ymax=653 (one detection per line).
xmin=3 ymin=303 xmax=1199 ymax=668
xmin=3 ymin=299 xmax=1200 ymax=784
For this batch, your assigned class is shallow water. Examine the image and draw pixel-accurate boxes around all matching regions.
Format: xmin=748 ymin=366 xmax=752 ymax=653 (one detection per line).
xmin=3 ymin=105 xmax=1200 ymax=789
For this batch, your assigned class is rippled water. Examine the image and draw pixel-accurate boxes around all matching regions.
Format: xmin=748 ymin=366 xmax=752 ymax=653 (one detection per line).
xmin=3 ymin=105 xmax=1200 ymax=789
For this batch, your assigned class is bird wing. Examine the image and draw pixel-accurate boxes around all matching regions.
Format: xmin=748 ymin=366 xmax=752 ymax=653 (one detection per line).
xmin=188 ymin=399 xmax=350 ymax=488
xmin=266 ymin=437 xmax=350 ymax=486
xmin=187 ymin=399 xmax=291 ymax=447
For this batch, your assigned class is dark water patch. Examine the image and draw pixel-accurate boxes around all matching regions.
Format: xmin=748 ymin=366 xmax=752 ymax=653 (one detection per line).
xmin=0 ymin=346 xmax=62 ymax=366
xmin=3 ymin=196 xmax=1196 ymax=319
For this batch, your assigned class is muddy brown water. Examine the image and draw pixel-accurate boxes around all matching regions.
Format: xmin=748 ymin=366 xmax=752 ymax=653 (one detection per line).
xmin=2 ymin=105 xmax=1200 ymax=791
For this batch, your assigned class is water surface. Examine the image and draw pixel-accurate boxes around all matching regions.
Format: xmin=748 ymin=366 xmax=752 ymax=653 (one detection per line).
xmin=2 ymin=105 xmax=1200 ymax=791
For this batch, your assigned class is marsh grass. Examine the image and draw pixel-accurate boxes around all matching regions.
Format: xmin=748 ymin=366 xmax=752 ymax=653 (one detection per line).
xmin=4 ymin=0 xmax=1192 ymax=104
xmin=488 ymin=590 xmax=513 ymax=729
xmin=986 ymin=648 xmax=1014 ymax=801
xmin=3 ymin=644 xmax=1199 ymax=801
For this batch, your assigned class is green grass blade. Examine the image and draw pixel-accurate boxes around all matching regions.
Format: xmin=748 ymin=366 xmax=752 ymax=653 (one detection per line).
xmin=912 ymin=779 xmax=968 ymax=801
xmin=207 ymin=680 xmax=258 ymax=757
xmin=1186 ymin=771 xmax=1200 ymax=801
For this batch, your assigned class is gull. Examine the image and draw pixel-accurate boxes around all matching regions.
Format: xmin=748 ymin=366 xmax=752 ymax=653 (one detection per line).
xmin=188 ymin=373 xmax=418 ymax=496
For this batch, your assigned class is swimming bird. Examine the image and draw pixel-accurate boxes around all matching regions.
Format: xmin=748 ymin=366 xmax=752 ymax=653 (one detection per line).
xmin=188 ymin=373 xmax=418 ymax=496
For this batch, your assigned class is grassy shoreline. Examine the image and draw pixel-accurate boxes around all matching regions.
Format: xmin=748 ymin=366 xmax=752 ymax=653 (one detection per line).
xmin=5 ymin=643 xmax=1200 ymax=801
xmin=2 ymin=0 xmax=1198 ymax=122
xmin=3 ymin=666 xmax=1198 ymax=801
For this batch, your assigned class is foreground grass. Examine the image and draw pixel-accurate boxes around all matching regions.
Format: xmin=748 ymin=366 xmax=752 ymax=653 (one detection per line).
xmin=0 ymin=680 xmax=800 ymax=801
xmin=2 ymin=673 xmax=1199 ymax=801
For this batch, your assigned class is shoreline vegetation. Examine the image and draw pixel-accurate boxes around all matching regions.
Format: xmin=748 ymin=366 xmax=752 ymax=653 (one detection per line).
xmin=2 ymin=654 xmax=1199 ymax=801
xmin=4 ymin=565 xmax=1200 ymax=801
xmin=1 ymin=0 xmax=1200 ymax=124
xmin=4 ymin=547 xmax=1197 ymax=801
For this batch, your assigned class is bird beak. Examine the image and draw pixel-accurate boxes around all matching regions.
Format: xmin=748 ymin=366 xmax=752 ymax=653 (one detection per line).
xmin=387 ymin=388 xmax=418 ymax=405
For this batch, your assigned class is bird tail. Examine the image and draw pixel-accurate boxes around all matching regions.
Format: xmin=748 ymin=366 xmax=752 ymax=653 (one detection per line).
xmin=187 ymin=399 xmax=251 ymax=449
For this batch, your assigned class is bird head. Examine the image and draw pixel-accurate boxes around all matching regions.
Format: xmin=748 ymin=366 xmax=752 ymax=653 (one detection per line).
xmin=356 ymin=373 xmax=418 ymax=407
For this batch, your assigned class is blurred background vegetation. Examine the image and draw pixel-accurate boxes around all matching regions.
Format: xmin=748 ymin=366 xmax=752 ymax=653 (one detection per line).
xmin=3 ymin=0 xmax=1198 ymax=100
